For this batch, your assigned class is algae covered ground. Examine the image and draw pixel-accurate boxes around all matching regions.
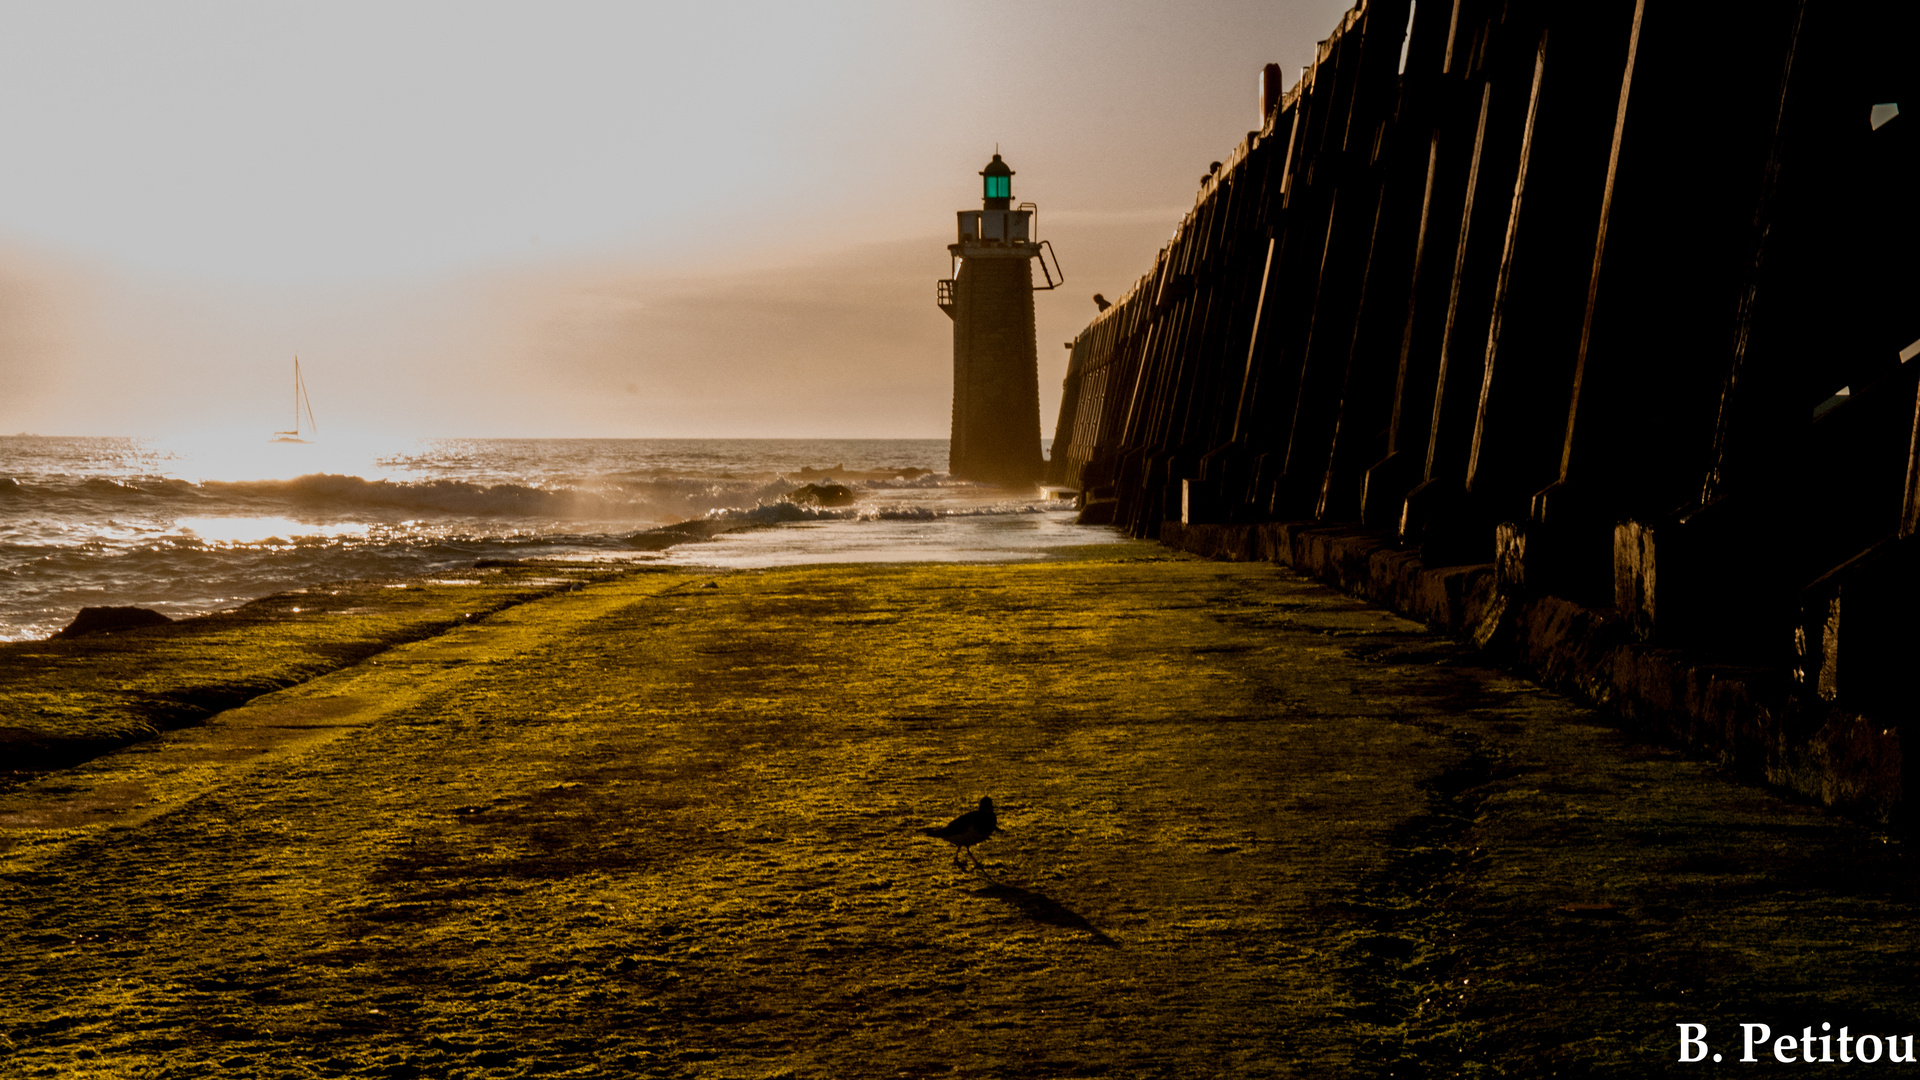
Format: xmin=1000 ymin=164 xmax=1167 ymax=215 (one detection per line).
xmin=0 ymin=566 xmax=616 ymax=772
xmin=2 ymin=552 xmax=1917 ymax=1077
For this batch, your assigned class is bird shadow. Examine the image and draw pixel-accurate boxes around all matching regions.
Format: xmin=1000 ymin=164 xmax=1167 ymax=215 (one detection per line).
xmin=969 ymin=881 xmax=1118 ymax=947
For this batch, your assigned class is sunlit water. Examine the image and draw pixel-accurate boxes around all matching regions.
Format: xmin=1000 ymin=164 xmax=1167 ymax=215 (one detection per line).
xmin=0 ymin=435 xmax=1104 ymax=641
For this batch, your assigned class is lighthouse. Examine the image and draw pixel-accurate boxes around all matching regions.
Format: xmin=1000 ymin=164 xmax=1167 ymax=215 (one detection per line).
xmin=937 ymin=153 xmax=1059 ymax=486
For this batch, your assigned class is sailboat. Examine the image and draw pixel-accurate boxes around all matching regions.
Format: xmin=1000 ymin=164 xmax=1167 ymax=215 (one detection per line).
xmin=271 ymin=356 xmax=318 ymax=443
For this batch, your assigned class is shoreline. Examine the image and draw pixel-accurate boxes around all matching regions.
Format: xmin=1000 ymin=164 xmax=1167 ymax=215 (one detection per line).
xmin=0 ymin=504 xmax=1091 ymax=780
xmin=0 ymin=437 xmax=964 ymax=645
xmin=0 ymin=564 xmax=624 ymax=780
xmin=0 ymin=505 xmax=772 ymax=775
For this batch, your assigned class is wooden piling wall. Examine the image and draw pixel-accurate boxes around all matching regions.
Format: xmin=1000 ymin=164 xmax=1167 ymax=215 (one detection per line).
xmin=1051 ymin=0 xmax=1920 ymax=825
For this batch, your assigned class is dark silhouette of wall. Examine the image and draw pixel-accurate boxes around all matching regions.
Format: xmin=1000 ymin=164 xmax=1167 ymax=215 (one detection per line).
xmin=1051 ymin=0 xmax=1919 ymax=734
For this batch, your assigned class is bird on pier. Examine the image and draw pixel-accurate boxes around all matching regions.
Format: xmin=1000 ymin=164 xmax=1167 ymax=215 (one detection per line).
xmin=922 ymin=796 xmax=1002 ymax=871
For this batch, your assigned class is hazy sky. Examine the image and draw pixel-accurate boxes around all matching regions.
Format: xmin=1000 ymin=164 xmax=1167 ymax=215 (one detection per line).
xmin=0 ymin=0 xmax=1354 ymax=439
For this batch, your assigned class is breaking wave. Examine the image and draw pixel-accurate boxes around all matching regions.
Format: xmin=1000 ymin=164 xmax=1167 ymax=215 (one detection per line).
xmin=707 ymin=500 xmax=1051 ymax=524
xmin=0 ymin=436 xmax=1093 ymax=641
xmin=0 ymin=471 xmax=812 ymax=524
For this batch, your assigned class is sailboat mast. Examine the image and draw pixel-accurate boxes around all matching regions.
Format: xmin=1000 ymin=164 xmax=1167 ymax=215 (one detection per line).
xmin=298 ymin=358 xmax=317 ymax=436
xmin=271 ymin=355 xmax=313 ymax=441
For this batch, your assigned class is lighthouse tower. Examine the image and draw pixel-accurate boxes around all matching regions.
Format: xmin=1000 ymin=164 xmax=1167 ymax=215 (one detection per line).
xmin=937 ymin=153 xmax=1054 ymax=486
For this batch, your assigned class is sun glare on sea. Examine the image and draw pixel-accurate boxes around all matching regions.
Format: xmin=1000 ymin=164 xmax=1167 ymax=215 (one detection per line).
xmin=151 ymin=431 xmax=419 ymax=484
xmin=173 ymin=516 xmax=370 ymax=546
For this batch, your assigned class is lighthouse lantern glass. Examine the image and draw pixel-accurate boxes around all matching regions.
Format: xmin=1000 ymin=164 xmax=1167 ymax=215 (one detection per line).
xmin=984 ymin=174 xmax=1010 ymax=200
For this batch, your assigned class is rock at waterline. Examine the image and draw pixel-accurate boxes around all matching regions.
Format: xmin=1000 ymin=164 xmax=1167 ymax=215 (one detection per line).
xmin=787 ymin=483 xmax=856 ymax=508
xmin=53 ymin=606 xmax=174 ymax=640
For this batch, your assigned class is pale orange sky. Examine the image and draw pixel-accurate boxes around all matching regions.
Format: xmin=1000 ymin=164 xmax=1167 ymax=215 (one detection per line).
xmin=0 ymin=0 xmax=1354 ymax=439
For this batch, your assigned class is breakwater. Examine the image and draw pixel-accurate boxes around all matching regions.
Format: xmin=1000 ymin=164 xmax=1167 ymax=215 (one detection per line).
xmin=14 ymin=555 xmax=1920 ymax=1074
xmin=1051 ymin=0 xmax=1916 ymax=823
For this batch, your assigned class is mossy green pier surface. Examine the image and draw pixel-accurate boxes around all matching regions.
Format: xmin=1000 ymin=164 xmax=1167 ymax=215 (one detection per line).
xmin=3 ymin=550 xmax=1917 ymax=1077
xmin=0 ymin=566 xmax=616 ymax=770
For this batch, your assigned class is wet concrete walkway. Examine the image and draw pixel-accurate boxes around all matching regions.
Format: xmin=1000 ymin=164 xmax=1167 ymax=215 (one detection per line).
xmin=3 ymin=553 xmax=1915 ymax=1077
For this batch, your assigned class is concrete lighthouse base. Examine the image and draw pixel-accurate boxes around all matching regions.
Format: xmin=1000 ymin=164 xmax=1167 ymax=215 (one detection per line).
xmin=949 ymin=247 xmax=1044 ymax=487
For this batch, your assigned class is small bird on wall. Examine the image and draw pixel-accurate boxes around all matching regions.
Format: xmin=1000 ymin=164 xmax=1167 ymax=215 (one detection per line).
xmin=922 ymin=796 xmax=1002 ymax=871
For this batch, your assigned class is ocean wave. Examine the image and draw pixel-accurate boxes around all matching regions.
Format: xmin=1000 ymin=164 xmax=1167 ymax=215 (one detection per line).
xmin=2 ymin=467 xmax=1000 ymax=524
xmin=709 ymin=502 xmax=848 ymax=524
xmin=0 ymin=528 xmax=658 ymax=642
xmin=704 ymin=500 xmax=1052 ymax=524
xmin=0 ymin=471 xmax=804 ymax=524
xmin=209 ymin=474 xmax=588 ymax=515
xmin=0 ymin=439 xmax=1080 ymax=641
xmin=858 ymin=473 xmax=972 ymax=489
xmin=80 ymin=475 xmax=173 ymax=497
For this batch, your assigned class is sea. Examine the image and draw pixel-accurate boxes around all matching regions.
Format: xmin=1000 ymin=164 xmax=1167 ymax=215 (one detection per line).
xmin=0 ymin=435 xmax=1107 ymax=643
